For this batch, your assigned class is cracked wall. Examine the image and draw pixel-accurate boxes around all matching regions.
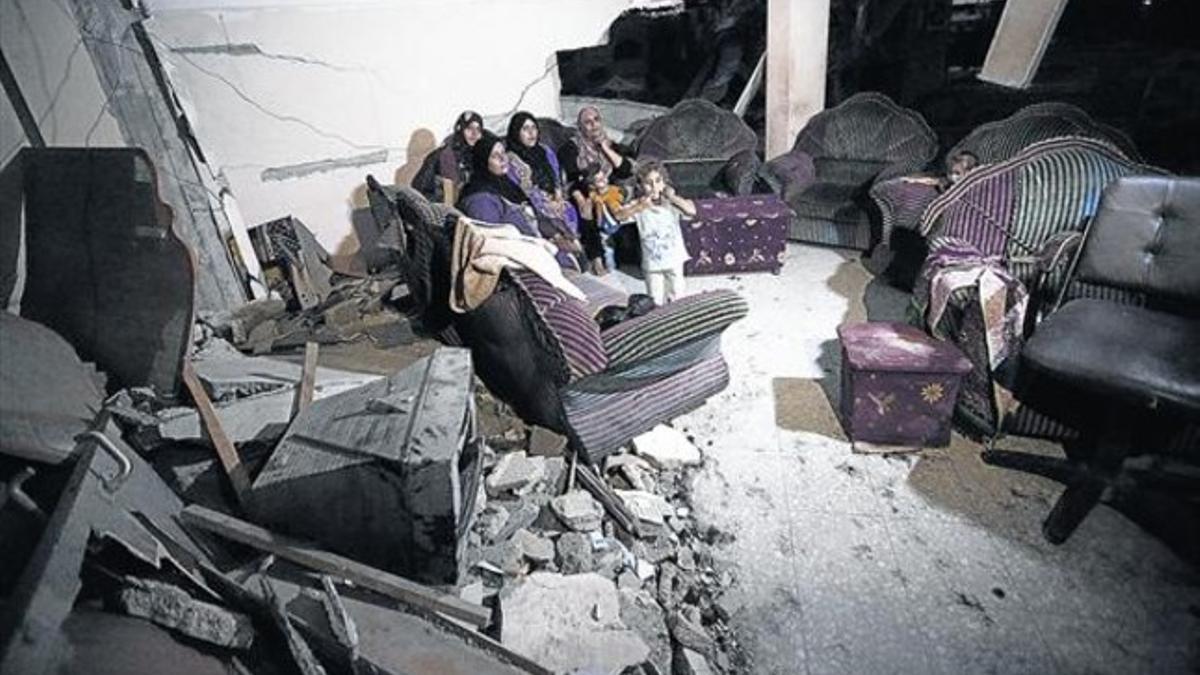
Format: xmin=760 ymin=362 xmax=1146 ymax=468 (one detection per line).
xmin=0 ymin=0 xmax=125 ymax=166
xmin=147 ymin=0 xmax=670 ymax=262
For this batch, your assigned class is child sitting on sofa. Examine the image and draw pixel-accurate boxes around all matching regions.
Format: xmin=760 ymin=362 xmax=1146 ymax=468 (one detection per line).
xmin=613 ymin=160 xmax=696 ymax=304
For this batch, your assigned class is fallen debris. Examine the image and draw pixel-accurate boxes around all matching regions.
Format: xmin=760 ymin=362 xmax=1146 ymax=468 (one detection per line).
xmin=499 ymin=572 xmax=650 ymax=674
xmin=112 ymin=578 xmax=254 ymax=649
xmin=633 ymin=425 xmax=703 ymax=470
xmin=250 ymin=347 xmax=480 ymax=583
xmin=551 ymin=490 xmax=605 ymax=532
xmin=181 ymin=505 xmax=491 ymax=628
xmin=181 ymin=361 xmax=252 ymax=505
xmin=486 ymin=452 xmax=546 ymax=497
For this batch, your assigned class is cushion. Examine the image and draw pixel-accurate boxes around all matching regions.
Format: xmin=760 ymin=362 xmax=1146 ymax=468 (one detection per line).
xmin=602 ymin=290 xmax=748 ymax=368
xmin=1023 ymin=299 xmax=1200 ymax=414
xmin=511 ymin=270 xmax=608 ymax=379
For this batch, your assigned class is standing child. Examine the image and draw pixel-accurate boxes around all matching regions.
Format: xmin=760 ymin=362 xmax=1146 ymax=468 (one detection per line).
xmin=614 ymin=160 xmax=696 ymax=304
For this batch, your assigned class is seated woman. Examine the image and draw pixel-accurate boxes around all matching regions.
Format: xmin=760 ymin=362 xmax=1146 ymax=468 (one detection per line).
xmin=505 ymin=112 xmax=580 ymax=237
xmin=458 ymin=132 xmax=581 ymax=270
xmin=558 ymin=106 xmax=637 ymax=273
xmin=414 ymin=110 xmax=483 ymax=205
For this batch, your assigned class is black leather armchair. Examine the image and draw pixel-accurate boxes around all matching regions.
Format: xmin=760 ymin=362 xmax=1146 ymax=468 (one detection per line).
xmin=982 ymin=176 xmax=1200 ymax=543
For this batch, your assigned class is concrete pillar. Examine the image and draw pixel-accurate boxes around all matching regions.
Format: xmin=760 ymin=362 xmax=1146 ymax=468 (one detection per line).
xmin=979 ymin=0 xmax=1070 ymax=89
xmin=765 ymin=0 xmax=831 ymax=159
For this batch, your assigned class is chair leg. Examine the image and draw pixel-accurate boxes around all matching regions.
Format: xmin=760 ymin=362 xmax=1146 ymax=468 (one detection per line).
xmin=1041 ymin=475 xmax=1106 ymax=544
xmin=981 ymin=448 xmax=1078 ymax=484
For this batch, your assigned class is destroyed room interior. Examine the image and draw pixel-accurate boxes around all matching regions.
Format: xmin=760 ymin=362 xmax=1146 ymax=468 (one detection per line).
xmin=2 ymin=0 xmax=1199 ymax=673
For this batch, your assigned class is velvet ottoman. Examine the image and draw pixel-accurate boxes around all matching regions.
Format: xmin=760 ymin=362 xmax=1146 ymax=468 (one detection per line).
xmin=837 ymin=322 xmax=972 ymax=448
xmin=681 ymin=195 xmax=792 ymax=275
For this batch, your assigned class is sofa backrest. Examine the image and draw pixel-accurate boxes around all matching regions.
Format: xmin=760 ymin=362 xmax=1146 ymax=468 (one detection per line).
xmin=790 ymin=92 xmax=937 ymax=176
xmin=1077 ymin=176 xmax=1200 ymax=305
xmin=921 ymin=137 xmax=1166 ymax=286
xmin=947 ymin=102 xmax=1142 ymax=171
xmin=636 ymin=98 xmax=758 ymax=162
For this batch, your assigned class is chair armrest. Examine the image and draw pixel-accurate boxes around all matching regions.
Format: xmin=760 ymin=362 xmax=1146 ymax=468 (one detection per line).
xmin=601 ymin=290 xmax=748 ymax=370
xmin=759 ymin=151 xmax=816 ymax=197
xmin=1019 ymin=230 xmax=1085 ymax=336
xmin=869 ymin=177 xmax=941 ymax=245
xmin=721 ymin=149 xmax=762 ymax=196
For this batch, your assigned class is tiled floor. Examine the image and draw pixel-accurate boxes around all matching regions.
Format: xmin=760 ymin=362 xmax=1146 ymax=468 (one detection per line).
xmin=610 ymin=243 xmax=1199 ymax=674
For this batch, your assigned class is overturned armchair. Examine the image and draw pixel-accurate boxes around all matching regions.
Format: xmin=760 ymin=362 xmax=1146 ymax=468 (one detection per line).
xmin=367 ymin=179 xmax=749 ymax=464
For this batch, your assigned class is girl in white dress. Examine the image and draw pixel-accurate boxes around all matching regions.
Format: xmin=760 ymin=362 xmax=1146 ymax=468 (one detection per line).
xmin=614 ymin=160 xmax=697 ymax=304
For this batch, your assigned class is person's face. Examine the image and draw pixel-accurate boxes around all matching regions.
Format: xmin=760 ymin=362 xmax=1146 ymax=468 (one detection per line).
xmin=486 ymin=142 xmax=508 ymax=176
xmin=462 ymin=121 xmax=482 ymax=147
xmin=947 ymin=155 xmax=976 ymax=184
xmin=590 ymin=171 xmax=609 ymax=192
xmin=640 ymin=170 xmax=665 ymax=201
xmin=580 ymin=109 xmax=604 ymax=141
xmin=519 ymin=119 xmax=539 ymax=148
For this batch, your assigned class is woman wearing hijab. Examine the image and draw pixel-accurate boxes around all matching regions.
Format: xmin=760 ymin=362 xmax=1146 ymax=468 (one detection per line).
xmin=557 ymin=106 xmax=636 ymax=270
xmin=414 ymin=110 xmax=483 ymax=205
xmin=504 ymin=112 xmax=579 ymax=237
xmin=459 ymin=132 xmax=581 ymax=270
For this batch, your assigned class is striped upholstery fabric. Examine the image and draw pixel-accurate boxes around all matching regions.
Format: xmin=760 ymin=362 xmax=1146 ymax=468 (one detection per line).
xmin=873 ymin=103 xmax=1141 ymax=237
xmin=510 ymin=270 xmax=608 ymax=380
xmin=562 ymin=352 xmax=730 ymax=461
xmin=921 ymin=137 xmax=1166 ymax=291
xmin=915 ymin=139 xmax=1166 ymax=443
xmin=766 ymin=92 xmax=937 ymax=250
xmin=602 ymin=290 xmax=749 ymax=369
xmin=946 ymin=102 xmax=1142 ymax=170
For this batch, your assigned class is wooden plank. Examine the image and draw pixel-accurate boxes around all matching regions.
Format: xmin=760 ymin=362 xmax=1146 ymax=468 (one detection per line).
xmin=182 ymin=362 xmax=251 ymax=505
xmin=181 ymin=505 xmax=491 ymax=627
xmin=291 ymin=342 xmax=319 ymax=419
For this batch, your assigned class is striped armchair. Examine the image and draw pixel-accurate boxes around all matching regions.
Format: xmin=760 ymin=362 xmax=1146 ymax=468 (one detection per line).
xmin=871 ymin=102 xmax=1143 ymax=242
xmin=912 ymin=137 xmax=1166 ymax=440
xmin=454 ymin=268 xmax=748 ymax=463
xmin=761 ymin=92 xmax=937 ymax=250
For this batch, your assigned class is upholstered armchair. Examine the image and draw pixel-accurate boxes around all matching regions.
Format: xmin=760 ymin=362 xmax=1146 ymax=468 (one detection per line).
xmin=454 ymin=266 xmax=748 ymax=463
xmin=871 ymin=102 xmax=1143 ymax=242
xmin=981 ymin=176 xmax=1200 ymax=543
xmin=635 ymin=98 xmax=761 ymax=198
xmin=911 ymin=137 xmax=1166 ymax=440
xmin=760 ymin=92 xmax=937 ymax=250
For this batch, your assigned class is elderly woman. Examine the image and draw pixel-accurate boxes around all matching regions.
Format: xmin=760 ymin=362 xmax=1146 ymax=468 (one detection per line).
xmin=458 ymin=132 xmax=581 ymax=270
xmin=557 ymin=106 xmax=637 ymax=271
xmin=505 ymin=112 xmax=579 ymax=236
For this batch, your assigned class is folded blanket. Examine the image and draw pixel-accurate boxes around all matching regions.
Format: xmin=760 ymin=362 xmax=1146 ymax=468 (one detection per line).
xmin=450 ymin=219 xmax=585 ymax=313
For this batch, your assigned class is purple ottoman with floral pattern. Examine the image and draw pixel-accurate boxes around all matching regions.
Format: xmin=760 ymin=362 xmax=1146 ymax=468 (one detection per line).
xmin=681 ymin=195 xmax=792 ymax=275
xmin=837 ymin=322 xmax=972 ymax=447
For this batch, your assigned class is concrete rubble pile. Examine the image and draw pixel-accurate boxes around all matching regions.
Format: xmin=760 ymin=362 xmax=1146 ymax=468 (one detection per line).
xmin=466 ymin=390 xmax=749 ymax=675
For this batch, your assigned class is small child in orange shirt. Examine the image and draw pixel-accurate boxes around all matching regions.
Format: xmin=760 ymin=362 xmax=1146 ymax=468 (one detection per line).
xmin=583 ymin=164 xmax=628 ymax=274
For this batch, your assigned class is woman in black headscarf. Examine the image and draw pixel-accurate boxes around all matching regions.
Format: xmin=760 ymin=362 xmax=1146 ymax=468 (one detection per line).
xmin=458 ymin=132 xmax=581 ymax=269
xmin=414 ymin=110 xmax=483 ymax=204
xmin=504 ymin=112 xmax=580 ymax=238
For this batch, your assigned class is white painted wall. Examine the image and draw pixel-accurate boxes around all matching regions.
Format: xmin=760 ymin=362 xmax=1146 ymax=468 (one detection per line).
xmin=146 ymin=0 xmax=666 ymax=262
xmin=0 ymin=0 xmax=125 ymax=166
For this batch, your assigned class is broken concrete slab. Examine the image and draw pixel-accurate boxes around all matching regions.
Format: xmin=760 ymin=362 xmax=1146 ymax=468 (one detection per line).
xmin=667 ymin=609 xmax=711 ymax=655
xmin=619 ymin=589 xmax=672 ymax=675
xmin=500 ymin=572 xmax=650 ymax=674
xmin=616 ymin=490 xmax=674 ymax=528
xmin=477 ymin=504 xmax=511 ymax=543
xmin=556 ymin=532 xmax=595 ymax=575
xmin=632 ymin=425 xmax=702 ymax=470
xmin=551 ymin=490 xmax=604 ymax=532
xmin=113 ymin=578 xmax=254 ymax=649
xmin=249 ymin=347 xmax=481 ymax=584
xmin=494 ymin=500 xmax=542 ymax=543
xmin=514 ymin=529 xmax=555 ymax=565
xmin=485 ymin=452 xmax=545 ymax=497
xmin=678 ymin=648 xmax=716 ymax=675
